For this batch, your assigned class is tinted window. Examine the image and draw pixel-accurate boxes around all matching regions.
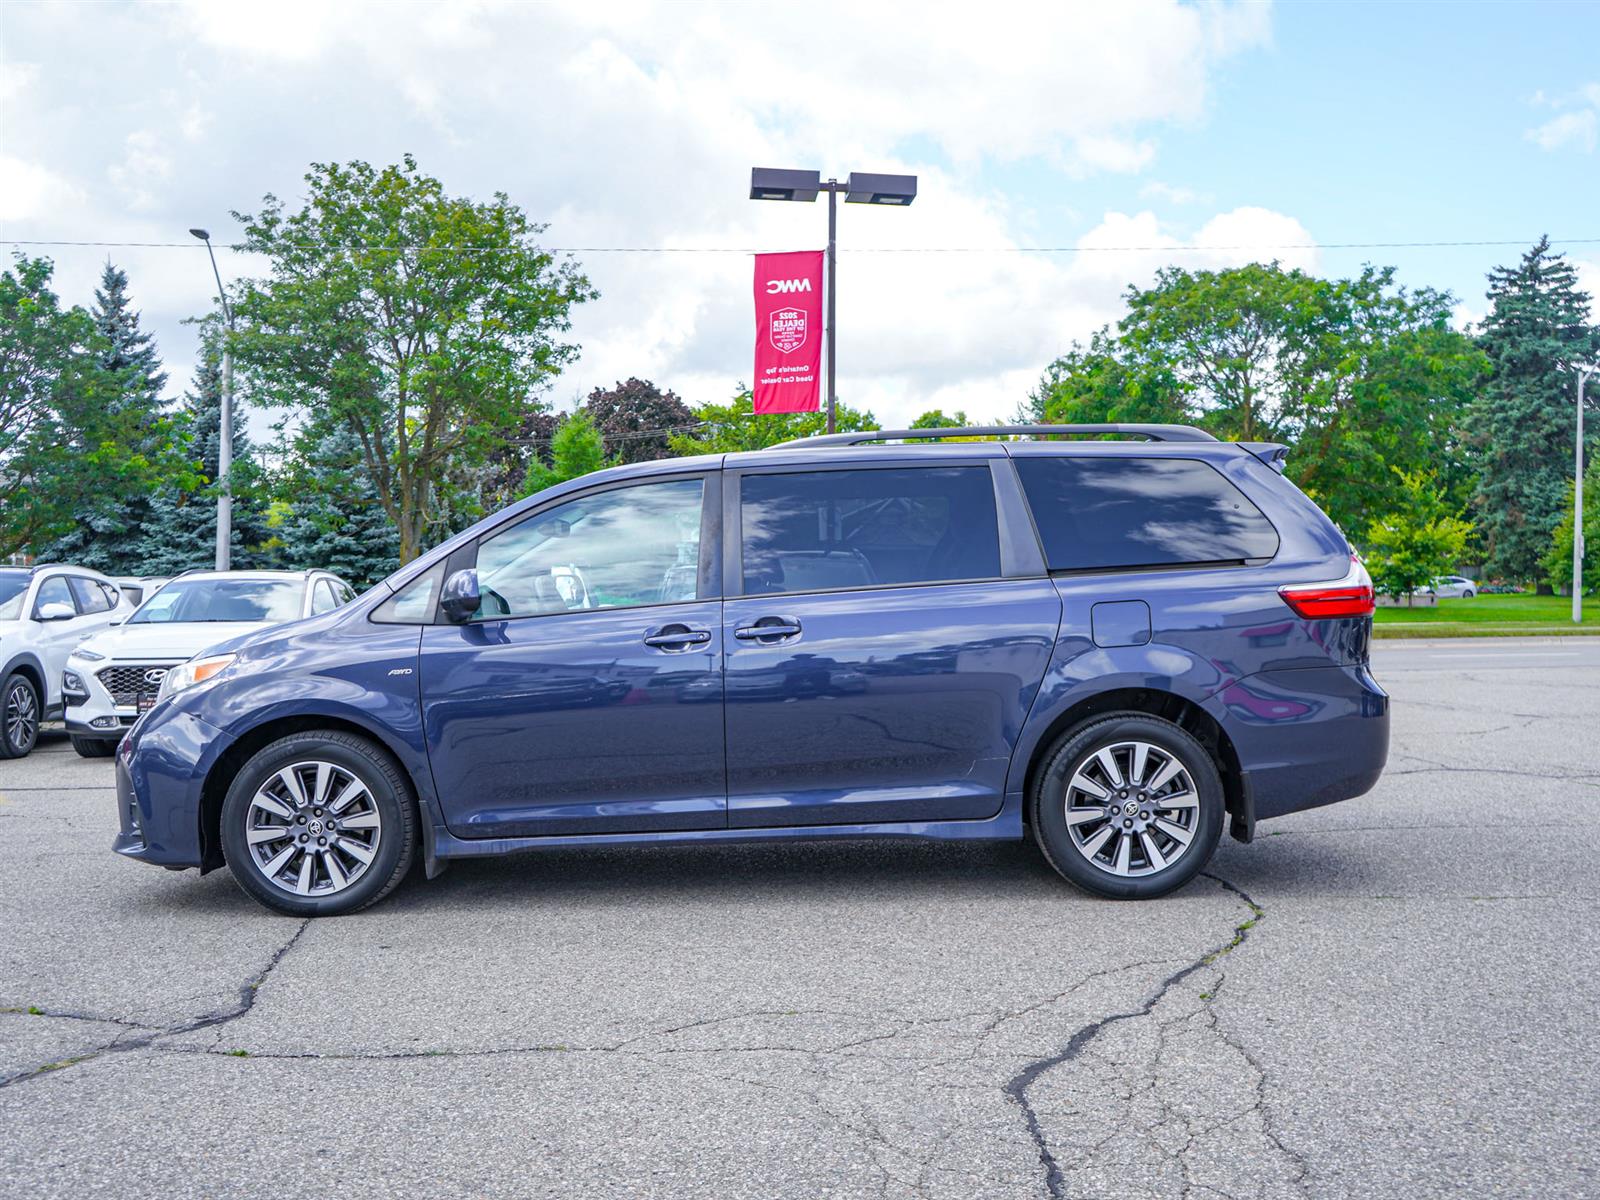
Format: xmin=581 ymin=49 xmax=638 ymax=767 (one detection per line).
xmin=740 ymin=466 xmax=1000 ymax=595
xmin=371 ymin=566 xmax=444 ymax=624
xmin=1014 ymin=456 xmax=1279 ymax=571
xmin=68 ymin=576 xmax=114 ymax=614
xmin=33 ymin=576 xmax=73 ymax=615
xmin=475 ymin=478 xmax=704 ymax=618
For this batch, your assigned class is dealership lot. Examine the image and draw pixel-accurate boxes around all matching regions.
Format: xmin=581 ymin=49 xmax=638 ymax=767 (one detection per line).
xmin=1 ymin=638 xmax=1596 ymax=1199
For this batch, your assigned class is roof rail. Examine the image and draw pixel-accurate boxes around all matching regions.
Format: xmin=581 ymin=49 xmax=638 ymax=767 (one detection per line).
xmin=770 ymin=423 xmax=1217 ymax=449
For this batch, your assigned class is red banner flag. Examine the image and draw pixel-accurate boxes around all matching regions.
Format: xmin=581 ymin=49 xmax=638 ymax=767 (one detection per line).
xmin=752 ymin=249 xmax=824 ymax=414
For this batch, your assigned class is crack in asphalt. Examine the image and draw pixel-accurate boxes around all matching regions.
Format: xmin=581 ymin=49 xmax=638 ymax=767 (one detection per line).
xmin=1002 ymin=873 xmax=1268 ymax=1200
xmin=0 ymin=919 xmax=310 ymax=1089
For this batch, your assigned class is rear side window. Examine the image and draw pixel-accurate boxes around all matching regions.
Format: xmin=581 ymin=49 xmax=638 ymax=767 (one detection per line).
xmin=1014 ymin=456 xmax=1279 ymax=572
xmin=740 ymin=466 xmax=1000 ymax=595
xmin=68 ymin=576 xmax=114 ymax=614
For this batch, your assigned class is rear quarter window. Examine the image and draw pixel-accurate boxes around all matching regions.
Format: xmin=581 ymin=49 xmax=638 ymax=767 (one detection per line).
xmin=1014 ymin=456 xmax=1279 ymax=572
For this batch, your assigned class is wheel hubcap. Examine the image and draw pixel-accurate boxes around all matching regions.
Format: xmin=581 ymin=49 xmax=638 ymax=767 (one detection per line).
xmin=245 ymin=760 xmax=382 ymax=897
xmin=5 ymin=683 xmax=37 ymax=748
xmin=1063 ymin=740 xmax=1199 ymax=877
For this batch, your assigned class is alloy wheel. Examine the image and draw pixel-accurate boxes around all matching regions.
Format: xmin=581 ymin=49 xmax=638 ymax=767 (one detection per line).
xmin=1062 ymin=740 xmax=1200 ymax=878
xmin=5 ymin=681 xmax=38 ymax=752
xmin=244 ymin=760 xmax=384 ymax=897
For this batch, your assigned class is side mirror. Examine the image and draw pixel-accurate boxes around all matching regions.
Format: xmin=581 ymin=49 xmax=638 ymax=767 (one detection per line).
xmin=36 ymin=602 xmax=75 ymax=622
xmin=439 ymin=568 xmax=481 ymax=623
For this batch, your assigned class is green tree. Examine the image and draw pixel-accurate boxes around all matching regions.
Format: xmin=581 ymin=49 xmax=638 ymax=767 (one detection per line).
xmin=667 ymin=390 xmax=876 ymax=455
xmin=1363 ymin=469 xmax=1474 ymax=605
xmin=276 ymin=423 xmax=401 ymax=586
xmin=1034 ymin=262 xmax=1486 ymax=536
xmin=1542 ymin=458 xmax=1600 ymax=597
xmin=138 ymin=338 xmax=275 ymax=574
xmin=1030 ymin=334 xmax=1187 ymax=427
xmin=230 ymin=155 xmax=596 ymax=562
xmin=40 ymin=262 xmax=177 ymax=571
xmin=910 ymin=409 xmax=969 ymax=428
xmin=1468 ymin=237 xmax=1600 ymax=584
xmin=582 ymin=378 xmax=694 ymax=464
xmin=524 ymin=410 xmax=612 ymax=496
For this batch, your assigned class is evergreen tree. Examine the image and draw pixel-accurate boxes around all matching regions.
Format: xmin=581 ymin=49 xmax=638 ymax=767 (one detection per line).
xmin=524 ymin=410 xmax=613 ymax=496
xmin=276 ymin=424 xmax=401 ymax=587
xmin=138 ymin=339 xmax=274 ymax=574
xmin=1469 ymin=237 xmax=1600 ymax=583
xmin=37 ymin=262 xmax=177 ymax=570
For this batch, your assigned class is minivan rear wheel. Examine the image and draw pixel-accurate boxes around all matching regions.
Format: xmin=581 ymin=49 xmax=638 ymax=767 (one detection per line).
xmin=220 ymin=731 xmax=417 ymax=917
xmin=1030 ymin=714 xmax=1224 ymax=900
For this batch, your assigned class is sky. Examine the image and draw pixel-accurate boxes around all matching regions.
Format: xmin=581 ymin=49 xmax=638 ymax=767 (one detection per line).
xmin=2 ymin=0 xmax=1597 ymax=432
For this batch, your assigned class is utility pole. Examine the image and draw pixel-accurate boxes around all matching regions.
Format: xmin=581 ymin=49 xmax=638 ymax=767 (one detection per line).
xmin=825 ymin=179 xmax=838 ymax=434
xmin=1576 ymin=364 xmax=1596 ymax=624
xmin=190 ymin=229 xmax=234 ymax=571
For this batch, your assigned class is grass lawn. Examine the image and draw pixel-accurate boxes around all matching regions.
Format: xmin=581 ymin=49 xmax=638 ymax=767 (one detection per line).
xmin=1373 ymin=592 xmax=1600 ymax=637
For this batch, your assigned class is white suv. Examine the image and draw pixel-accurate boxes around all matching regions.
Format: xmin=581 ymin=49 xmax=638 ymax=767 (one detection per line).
xmin=0 ymin=565 xmax=127 ymax=758
xmin=64 ymin=569 xmax=355 ymax=757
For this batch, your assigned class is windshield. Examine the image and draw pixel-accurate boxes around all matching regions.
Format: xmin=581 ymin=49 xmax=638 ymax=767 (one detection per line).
xmin=0 ymin=572 xmax=28 ymax=621
xmin=130 ymin=578 xmax=305 ymax=625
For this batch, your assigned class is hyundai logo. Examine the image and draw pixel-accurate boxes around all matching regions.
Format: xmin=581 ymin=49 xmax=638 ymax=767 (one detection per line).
xmin=143 ymin=668 xmax=168 ymax=685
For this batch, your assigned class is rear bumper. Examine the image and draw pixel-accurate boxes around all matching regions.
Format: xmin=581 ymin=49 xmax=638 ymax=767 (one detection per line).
xmin=113 ymin=705 xmax=233 ymax=869
xmin=1207 ymin=663 xmax=1389 ymax=822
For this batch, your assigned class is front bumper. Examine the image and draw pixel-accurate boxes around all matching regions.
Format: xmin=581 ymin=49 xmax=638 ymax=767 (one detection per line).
xmin=113 ymin=705 xmax=235 ymax=869
xmin=1206 ymin=663 xmax=1390 ymax=822
xmin=66 ymin=658 xmax=174 ymax=740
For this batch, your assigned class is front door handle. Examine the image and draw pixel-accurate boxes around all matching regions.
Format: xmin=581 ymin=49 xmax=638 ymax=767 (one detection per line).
xmin=734 ymin=616 xmax=803 ymax=642
xmin=643 ymin=625 xmax=712 ymax=650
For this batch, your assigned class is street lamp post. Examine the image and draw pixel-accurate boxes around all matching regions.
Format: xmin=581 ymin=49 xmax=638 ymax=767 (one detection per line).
xmin=750 ymin=168 xmax=917 ymax=434
xmin=189 ymin=228 xmax=234 ymax=571
xmin=1573 ymin=363 xmax=1597 ymax=624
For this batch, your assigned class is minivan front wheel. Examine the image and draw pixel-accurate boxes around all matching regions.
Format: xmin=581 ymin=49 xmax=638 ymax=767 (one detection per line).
xmin=1031 ymin=714 xmax=1224 ymax=900
xmin=220 ymin=732 xmax=417 ymax=917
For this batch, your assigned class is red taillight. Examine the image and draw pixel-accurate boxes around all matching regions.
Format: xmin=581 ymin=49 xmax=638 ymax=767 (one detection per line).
xmin=1279 ymin=559 xmax=1376 ymax=619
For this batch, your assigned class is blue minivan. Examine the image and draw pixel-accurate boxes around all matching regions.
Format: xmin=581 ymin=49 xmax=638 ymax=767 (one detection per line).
xmin=113 ymin=425 xmax=1388 ymax=916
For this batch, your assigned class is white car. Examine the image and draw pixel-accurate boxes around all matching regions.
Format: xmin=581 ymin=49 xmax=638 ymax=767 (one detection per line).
xmin=0 ymin=564 xmax=126 ymax=759
xmin=64 ymin=569 xmax=356 ymax=757
xmin=1428 ymin=575 xmax=1477 ymax=599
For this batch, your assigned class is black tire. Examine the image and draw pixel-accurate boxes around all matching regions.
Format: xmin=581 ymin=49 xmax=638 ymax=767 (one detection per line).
xmin=220 ymin=731 xmax=418 ymax=917
xmin=0 ymin=672 xmax=40 ymax=759
xmin=1030 ymin=713 xmax=1224 ymax=900
xmin=1462 ymin=590 xmax=1475 ymax=599
xmin=70 ymin=735 xmax=118 ymax=758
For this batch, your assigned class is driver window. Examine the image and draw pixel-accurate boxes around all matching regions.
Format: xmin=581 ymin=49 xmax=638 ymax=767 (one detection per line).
xmin=474 ymin=478 xmax=705 ymax=619
xmin=33 ymin=576 xmax=74 ymax=616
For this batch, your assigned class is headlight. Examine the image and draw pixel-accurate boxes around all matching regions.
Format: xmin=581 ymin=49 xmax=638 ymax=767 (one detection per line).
xmin=157 ymin=654 xmax=237 ymax=701
xmin=71 ymin=647 xmax=106 ymax=662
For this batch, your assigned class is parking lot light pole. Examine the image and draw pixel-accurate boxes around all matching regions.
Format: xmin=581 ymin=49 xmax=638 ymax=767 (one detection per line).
xmin=190 ymin=228 xmax=234 ymax=571
xmin=1575 ymin=363 xmax=1597 ymax=624
xmin=749 ymin=168 xmax=917 ymax=434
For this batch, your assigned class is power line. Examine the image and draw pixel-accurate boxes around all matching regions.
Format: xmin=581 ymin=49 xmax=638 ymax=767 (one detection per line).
xmin=4 ymin=236 xmax=1599 ymax=254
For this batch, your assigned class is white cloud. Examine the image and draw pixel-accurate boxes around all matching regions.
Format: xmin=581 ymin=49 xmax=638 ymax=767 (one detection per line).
xmin=2 ymin=0 xmax=1284 ymax=427
xmin=1526 ymin=81 xmax=1599 ymax=152
xmin=0 ymin=154 xmax=87 ymax=222
xmin=1139 ymin=180 xmax=1210 ymax=206
xmin=1527 ymin=109 xmax=1597 ymax=153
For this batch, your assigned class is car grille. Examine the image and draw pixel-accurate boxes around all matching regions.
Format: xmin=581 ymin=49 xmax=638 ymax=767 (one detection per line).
xmin=97 ymin=664 xmax=180 ymax=708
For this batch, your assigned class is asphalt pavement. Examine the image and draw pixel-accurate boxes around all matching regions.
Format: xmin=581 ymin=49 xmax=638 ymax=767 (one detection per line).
xmin=1 ymin=636 xmax=1595 ymax=1199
